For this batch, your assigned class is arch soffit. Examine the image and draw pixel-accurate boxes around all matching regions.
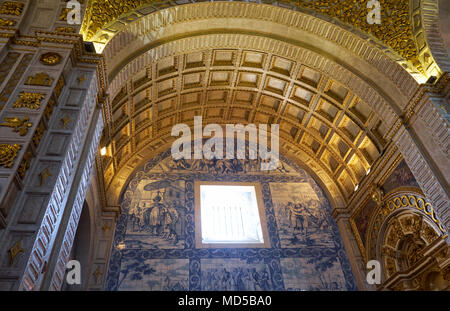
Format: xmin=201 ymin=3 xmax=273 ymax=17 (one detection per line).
xmin=82 ymin=1 xmax=441 ymax=80
xmin=103 ymin=2 xmax=419 ymax=107
xmin=97 ymin=3 xmax=429 ymax=211
xmin=101 ymin=37 xmax=405 ymax=209
xmin=109 ymin=138 xmax=347 ymax=213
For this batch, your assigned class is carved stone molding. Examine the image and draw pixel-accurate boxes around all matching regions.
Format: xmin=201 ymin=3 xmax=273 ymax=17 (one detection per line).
xmin=377 ymin=210 xmax=448 ymax=290
xmin=102 ymin=2 xmax=420 ymax=98
xmin=393 ymin=126 xmax=449 ymax=231
xmin=420 ymin=0 xmax=450 ymax=73
xmin=82 ymin=1 xmax=432 ymax=79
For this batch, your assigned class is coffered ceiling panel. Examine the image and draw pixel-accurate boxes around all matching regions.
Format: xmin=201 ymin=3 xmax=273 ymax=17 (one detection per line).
xmin=100 ymin=47 xmax=390 ymax=201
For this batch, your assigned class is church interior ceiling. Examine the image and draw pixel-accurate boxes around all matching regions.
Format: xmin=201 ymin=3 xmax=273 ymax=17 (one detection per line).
xmin=81 ymin=0 xmax=442 ymax=80
xmin=99 ymin=46 xmax=389 ymax=205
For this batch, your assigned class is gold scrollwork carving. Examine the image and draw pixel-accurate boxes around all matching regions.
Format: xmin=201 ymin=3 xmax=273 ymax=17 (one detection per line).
xmin=43 ymin=99 xmax=56 ymax=121
xmin=0 ymin=18 xmax=15 ymax=26
xmin=39 ymin=52 xmax=62 ymax=66
xmin=60 ymin=115 xmax=72 ymax=129
xmin=0 ymin=143 xmax=21 ymax=168
xmin=59 ymin=8 xmax=71 ymax=21
xmin=369 ymin=185 xmax=384 ymax=206
xmin=13 ymin=92 xmax=45 ymax=110
xmin=82 ymin=1 xmax=418 ymax=67
xmin=32 ymin=121 xmax=45 ymax=148
xmin=17 ymin=150 xmax=33 ymax=180
xmin=102 ymin=223 xmax=110 ymax=236
xmin=77 ymin=74 xmax=87 ymax=87
xmin=39 ymin=168 xmax=52 ymax=186
xmin=0 ymin=116 xmax=32 ymax=136
xmin=54 ymin=76 xmax=65 ymax=98
xmin=93 ymin=266 xmax=103 ymax=284
xmin=0 ymin=1 xmax=24 ymax=16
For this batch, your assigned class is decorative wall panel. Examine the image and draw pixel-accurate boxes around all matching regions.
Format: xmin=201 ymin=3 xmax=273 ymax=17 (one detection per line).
xmin=106 ymin=149 xmax=356 ymax=291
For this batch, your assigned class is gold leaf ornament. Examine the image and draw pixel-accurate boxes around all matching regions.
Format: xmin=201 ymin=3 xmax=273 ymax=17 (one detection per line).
xmin=0 ymin=143 xmax=21 ymax=168
xmin=13 ymin=92 xmax=45 ymax=110
xmin=39 ymin=52 xmax=62 ymax=66
xmin=0 ymin=116 xmax=32 ymax=136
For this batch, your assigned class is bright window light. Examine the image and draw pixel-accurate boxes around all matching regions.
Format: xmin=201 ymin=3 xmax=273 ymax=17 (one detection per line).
xmin=199 ymin=185 xmax=264 ymax=244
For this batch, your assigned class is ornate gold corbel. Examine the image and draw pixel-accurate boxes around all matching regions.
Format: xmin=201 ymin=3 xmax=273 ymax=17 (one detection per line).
xmin=369 ymin=184 xmax=384 ymax=206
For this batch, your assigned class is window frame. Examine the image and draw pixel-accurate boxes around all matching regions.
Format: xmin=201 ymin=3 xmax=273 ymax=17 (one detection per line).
xmin=194 ymin=181 xmax=271 ymax=248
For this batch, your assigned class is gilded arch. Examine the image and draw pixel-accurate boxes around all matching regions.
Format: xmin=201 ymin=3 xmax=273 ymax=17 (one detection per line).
xmin=364 ymin=187 xmax=449 ymax=290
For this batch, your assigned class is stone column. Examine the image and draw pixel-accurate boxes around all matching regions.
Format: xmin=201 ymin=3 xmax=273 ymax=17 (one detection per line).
xmin=0 ymin=34 xmax=105 ymax=291
xmin=40 ymin=104 xmax=104 ymax=291
xmin=398 ymin=74 xmax=450 ymax=233
xmin=85 ymin=210 xmax=117 ymax=290
xmin=333 ymin=210 xmax=376 ymax=291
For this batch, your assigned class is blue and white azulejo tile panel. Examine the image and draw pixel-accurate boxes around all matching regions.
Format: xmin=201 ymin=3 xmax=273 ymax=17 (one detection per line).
xmin=105 ymin=150 xmax=357 ymax=291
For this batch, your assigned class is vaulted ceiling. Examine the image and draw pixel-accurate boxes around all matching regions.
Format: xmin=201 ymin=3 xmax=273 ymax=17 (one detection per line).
xmin=84 ymin=2 xmax=431 ymax=208
xmin=81 ymin=0 xmax=444 ymax=81
xmin=97 ymin=37 xmax=405 ymax=209
xmin=102 ymin=47 xmax=385 ymax=202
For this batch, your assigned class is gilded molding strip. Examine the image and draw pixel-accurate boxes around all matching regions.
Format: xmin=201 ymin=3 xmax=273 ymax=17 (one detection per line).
xmin=384 ymin=195 xmax=446 ymax=233
xmin=0 ymin=1 xmax=24 ymax=16
xmin=0 ymin=116 xmax=32 ymax=136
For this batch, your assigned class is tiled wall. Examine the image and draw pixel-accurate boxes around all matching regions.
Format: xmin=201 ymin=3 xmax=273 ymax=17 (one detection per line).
xmin=105 ymin=150 xmax=356 ymax=290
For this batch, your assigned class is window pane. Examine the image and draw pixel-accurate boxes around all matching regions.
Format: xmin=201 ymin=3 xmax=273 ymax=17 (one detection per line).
xmin=200 ymin=185 xmax=264 ymax=244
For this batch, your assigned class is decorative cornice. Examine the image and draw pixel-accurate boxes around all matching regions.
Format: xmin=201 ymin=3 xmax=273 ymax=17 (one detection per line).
xmin=82 ymin=1 xmax=422 ymax=73
xmin=420 ymin=0 xmax=450 ymax=73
